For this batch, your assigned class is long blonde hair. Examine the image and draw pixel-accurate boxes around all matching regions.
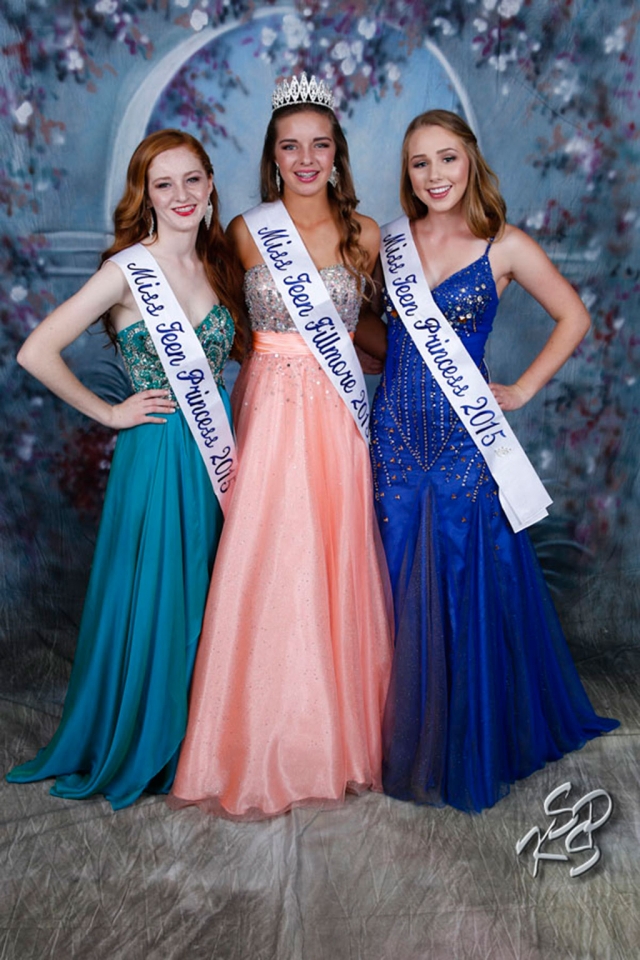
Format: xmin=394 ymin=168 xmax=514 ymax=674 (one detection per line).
xmin=400 ymin=110 xmax=506 ymax=239
xmin=101 ymin=128 xmax=245 ymax=346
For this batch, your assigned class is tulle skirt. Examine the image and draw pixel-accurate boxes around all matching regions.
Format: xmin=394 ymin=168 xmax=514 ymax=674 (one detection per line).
xmin=6 ymin=406 xmax=227 ymax=809
xmin=169 ymin=333 xmax=393 ymax=820
xmin=378 ymin=474 xmax=620 ymax=814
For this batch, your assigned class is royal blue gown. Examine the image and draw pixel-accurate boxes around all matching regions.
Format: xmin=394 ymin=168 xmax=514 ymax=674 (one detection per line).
xmin=370 ymin=246 xmax=618 ymax=813
xmin=7 ymin=305 xmax=234 ymax=809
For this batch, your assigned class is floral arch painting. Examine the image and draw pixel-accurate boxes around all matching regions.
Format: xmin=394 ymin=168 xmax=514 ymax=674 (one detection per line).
xmin=2 ymin=0 xmax=637 ymax=696
xmin=0 ymin=0 xmax=639 ymax=954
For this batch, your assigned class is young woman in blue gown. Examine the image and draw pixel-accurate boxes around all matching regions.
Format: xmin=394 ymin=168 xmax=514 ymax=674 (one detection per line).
xmin=370 ymin=110 xmax=619 ymax=813
xmin=6 ymin=129 xmax=243 ymax=809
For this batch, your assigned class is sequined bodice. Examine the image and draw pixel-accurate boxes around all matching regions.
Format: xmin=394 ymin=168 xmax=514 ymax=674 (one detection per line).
xmin=244 ymin=263 xmax=362 ymax=333
xmin=385 ymin=250 xmax=498 ymax=377
xmin=117 ymin=305 xmax=234 ymax=394
xmin=372 ymin=252 xmax=500 ymax=512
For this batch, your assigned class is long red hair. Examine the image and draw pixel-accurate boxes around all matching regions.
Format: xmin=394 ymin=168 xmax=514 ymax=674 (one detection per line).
xmin=101 ymin=129 xmax=246 ymax=350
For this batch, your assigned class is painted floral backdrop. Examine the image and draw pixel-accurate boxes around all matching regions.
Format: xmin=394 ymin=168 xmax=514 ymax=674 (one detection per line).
xmin=1 ymin=0 xmax=638 ymax=697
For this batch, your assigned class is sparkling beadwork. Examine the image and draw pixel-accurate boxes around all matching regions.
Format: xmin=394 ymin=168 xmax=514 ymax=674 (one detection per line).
xmin=371 ymin=246 xmax=499 ymax=518
xmin=245 ymin=264 xmax=360 ymax=334
xmin=117 ymin=305 xmax=234 ymax=396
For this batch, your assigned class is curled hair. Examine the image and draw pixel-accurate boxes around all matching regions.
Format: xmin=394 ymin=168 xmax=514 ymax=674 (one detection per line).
xmin=400 ymin=110 xmax=506 ymax=240
xmin=101 ymin=128 xmax=246 ymax=350
xmin=259 ymin=103 xmax=372 ymax=290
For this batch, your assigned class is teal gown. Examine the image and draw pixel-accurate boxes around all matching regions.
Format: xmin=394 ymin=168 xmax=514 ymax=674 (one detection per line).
xmin=7 ymin=305 xmax=234 ymax=809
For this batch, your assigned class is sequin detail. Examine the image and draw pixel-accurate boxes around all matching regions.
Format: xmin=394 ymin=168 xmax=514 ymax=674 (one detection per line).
xmin=372 ymin=251 xmax=499 ymax=520
xmin=244 ymin=263 xmax=362 ymax=333
xmin=117 ymin=305 xmax=234 ymax=395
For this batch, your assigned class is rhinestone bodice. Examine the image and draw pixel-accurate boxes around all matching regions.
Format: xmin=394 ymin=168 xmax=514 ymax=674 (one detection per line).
xmin=117 ymin=305 xmax=234 ymax=394
xmin=244 ymin=263 xmax=362 ymax=333
xmin=384 ymin=250 xmax=498 ymax=377
xmin=372 ymin=250 xmax=500 ymax=521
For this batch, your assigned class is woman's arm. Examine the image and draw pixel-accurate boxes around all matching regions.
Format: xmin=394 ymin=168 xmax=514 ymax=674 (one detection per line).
xmin=17 ymin=262 xmax=176 ymax=428
xmin=354 ymin=309 xmax=387 ymax=365
xmin=354 ymin=260 xmax=387 ymax=363
xmin=353 ymin=219 xmax=387 ymax=368
xmin=488 ymin=225 xmax=591 ymax=411
xmin=226 ymin=215 xmax=260 ymax=271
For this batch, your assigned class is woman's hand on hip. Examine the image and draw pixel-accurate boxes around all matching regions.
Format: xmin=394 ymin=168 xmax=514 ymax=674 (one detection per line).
xmin=489 ymin=381 xmax=529 ymax=411
xmin=108 ymin=390 xmax=177 ymax=429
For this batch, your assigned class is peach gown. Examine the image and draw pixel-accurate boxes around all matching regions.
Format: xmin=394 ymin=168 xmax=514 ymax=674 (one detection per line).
xmin=169 ymin=263 xmax=393 ymax=820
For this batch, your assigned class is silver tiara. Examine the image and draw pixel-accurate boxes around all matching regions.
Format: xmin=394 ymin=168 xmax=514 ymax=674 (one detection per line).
xmin=271 ymin=72 xmax=335 ymax=113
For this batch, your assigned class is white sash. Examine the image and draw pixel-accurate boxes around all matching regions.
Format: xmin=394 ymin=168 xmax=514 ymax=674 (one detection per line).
xmin=243 ymin=201 xmax=370 ymax=443
xmin=110 ymin=244 xmax=236 ymax=514
xmin=380 ymin=215 xmax=552 ymax=533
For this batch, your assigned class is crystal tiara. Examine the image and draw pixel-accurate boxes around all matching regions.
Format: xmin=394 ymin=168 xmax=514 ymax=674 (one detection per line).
xmin=271 ymin=72 xmax=335 ymax=113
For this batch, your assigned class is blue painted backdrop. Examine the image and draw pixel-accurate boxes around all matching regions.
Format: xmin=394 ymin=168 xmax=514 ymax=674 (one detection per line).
xmin=1 ymin=0 xmax=638 ymax=703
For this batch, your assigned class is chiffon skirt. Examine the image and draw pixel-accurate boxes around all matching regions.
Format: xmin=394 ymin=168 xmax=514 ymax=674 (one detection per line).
xmin=6 ymin=404 xmax=228 ymax=809
xmin=170 ymin=333 xmax=393 ymax=820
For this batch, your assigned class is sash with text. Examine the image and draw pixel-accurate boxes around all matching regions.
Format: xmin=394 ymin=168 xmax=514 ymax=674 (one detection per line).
xmin=110 ymin=244 xmax=236 ymax=514
xmin=243 ymin=201 xmax=370 ymax=443
xmin=380 ymin=215 xmax=551 ymax=533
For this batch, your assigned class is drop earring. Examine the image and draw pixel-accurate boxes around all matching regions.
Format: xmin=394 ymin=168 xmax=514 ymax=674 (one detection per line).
xmin=146 ymin=208 xmax=156 ymax=240
xmin=329 ymin=164 xmax=339 ymax=189
xmin=204 ymin=198 xmax=213 ymax=229
xmin=275 ymin=163 xmax=281 ymax=192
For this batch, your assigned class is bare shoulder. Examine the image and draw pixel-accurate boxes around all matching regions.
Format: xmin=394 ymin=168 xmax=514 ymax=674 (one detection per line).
xmin=225 ymin=214 xmax=249 ymax=253
xmin=226 ymin=214 xmax=247 ymax=241
xmin=489 ymin=223 xmax=586 ymax=317
xmin=356 ymin=212 xmax=381 ymax=245
xmin=355 ymin=213 xmax=381 ymax=262
xmin=70 ymin=259 xmax=134 ymax=324
xmin=493 ymin=223 xmax=546 ymax=260
xmin=226 ymin=214 xmax=259 ymax=269
xmin=96 ymin=258 xmax=130 ymax=298
xmin=60 ymin=259 xmax=130 ymax=316
xmin=490 ymin=222 xmax=554 ymax=278
xmin=18 ymin=259 xmax=132 ymax=358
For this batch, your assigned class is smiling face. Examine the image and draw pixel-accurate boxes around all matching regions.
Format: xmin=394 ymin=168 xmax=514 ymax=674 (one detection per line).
xmin=146 ymin=145 xmax=212 ymax=236
xmin=273 ymin=109 xmax=336 ymax=198
xmin=406 ymin=125 xmax=471 ymax=215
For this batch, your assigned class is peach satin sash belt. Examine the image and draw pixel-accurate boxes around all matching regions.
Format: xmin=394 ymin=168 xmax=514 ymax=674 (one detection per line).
xmin=252 ymin=330 xmax=354 ymax=356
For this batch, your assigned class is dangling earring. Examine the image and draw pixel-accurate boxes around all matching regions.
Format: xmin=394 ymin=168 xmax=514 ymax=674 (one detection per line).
xmin=329 ymin=164 xmax=339 ymax=189
xmin=204 ymin=198 xmax=213 ymax=230
xmin=275 ymin=163 xmax=281 ymax=192
xmin=146 ymin=208 xmax=156 ymax=240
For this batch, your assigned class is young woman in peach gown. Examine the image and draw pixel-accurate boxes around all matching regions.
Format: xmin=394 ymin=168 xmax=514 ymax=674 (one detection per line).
xmin=169 ymin=75 xmax=393 ymax=820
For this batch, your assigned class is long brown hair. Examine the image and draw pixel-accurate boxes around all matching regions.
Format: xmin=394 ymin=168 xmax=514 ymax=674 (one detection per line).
xmin=101 ymin=128 xmax=246 ymax=349
xmin=260 ymin=103 xmax=371 ymax=288
xmin=400 ymin=110 xmax=506 ymax=239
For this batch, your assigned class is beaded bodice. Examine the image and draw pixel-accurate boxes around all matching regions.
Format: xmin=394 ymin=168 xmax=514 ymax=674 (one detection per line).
xmin=117 ymin=305 xmax=234 ymax=394
xmin=372 ymin=251 xmax=500 ymax=512
xmin=384 ymin=249 xmax=498 ymax=377
xmin=244 ymin=263 xmax=362 ymax=333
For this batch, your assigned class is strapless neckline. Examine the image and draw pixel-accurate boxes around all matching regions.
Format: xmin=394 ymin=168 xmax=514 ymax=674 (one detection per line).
xmin=245 ymin=263 xmax=348 ymax=277
xmin=243 ymin=262 xmax=362 ymax=334
xmin=117 ymin=304 xmax=226 ymax=342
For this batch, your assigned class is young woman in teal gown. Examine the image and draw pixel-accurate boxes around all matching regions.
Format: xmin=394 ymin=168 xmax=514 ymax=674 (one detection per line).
xmin=169 ymin=76 xmax=393 ymax=821
xmin=370 ymin=110 xmax=619 ymax=813
xmin=6 ymin=129 xmax=243 ymax=809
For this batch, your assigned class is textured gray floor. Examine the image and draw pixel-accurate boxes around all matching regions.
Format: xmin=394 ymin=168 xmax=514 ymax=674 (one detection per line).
xmin=1 ymin=644 xmax=637 ymax=960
